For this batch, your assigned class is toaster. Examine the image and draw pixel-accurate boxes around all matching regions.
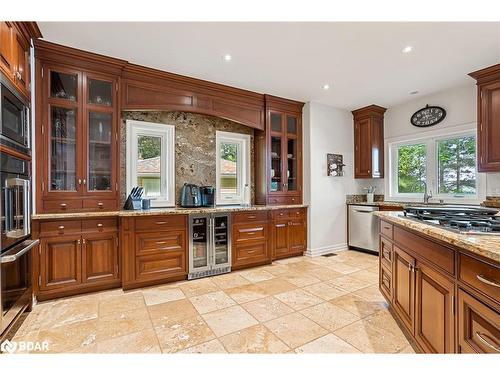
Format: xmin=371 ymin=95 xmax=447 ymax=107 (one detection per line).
xmin=180 ymin=183 xmax=202 ymax=207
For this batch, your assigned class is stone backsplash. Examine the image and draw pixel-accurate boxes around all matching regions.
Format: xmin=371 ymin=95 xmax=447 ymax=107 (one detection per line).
xmin=345 ymin=194 xmax=385 ymax=204
xmin=120 ymin=111 xmax=255 ymax=206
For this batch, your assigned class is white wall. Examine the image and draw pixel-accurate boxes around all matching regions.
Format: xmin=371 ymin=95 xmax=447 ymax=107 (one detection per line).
xmin=303 ymin=102 xmax=379 ymax=256
xmin=384 ymin=84 xmax=500 ymax=197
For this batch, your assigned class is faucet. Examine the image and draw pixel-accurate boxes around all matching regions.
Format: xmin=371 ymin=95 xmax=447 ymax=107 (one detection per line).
xmin=422 ymin=181 xmax=433 ymax=204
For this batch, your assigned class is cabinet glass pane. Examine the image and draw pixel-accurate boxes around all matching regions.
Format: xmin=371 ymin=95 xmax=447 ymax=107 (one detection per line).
xmin=136 ymin=135 xmax=161 ymax=198
xmin=50 ymin=107 xmax=77 ymax=191
xmin=287 ymin=115 xmax=297 ymax=134
xmin=214 ymin=216 xmax=229 ymax=265
xmin=270 ymin=113 xmax=282 ymax=132
xmin=88 ymin=112 xmax=112 ymax=191
xmin=271 ymin=136 xmax=282 ymax=192
xmin=88 ymin=78 xmax=112 ymax=106
xmin=192 ymin=217 xmax=209 ymax=269
xmin=287 ymin=138 xmax=297 ymax=191
xmin=50 ymin=71 xmax=77 ymax=101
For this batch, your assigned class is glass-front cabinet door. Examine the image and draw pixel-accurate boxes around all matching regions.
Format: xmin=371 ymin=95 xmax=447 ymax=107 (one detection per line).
xmin=84 ymin=75 xmax=115 ymax=195
xmin=270 ymin=112 xmax=283 ymax=193
xmin=286 ymin=115 xmax=299 ymax=193
xmin=213 ymin=215 xmax=230 ymax=266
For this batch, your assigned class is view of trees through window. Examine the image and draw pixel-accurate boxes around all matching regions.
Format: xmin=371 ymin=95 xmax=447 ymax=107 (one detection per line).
xmin=437 ymin=136 xmax=476 ymax=195
xmin=137 ymin=135 xmax=161 ymax=197
xmin=397 ymin=143 xmax=426 ymax=193
xmin=220 ymin=142 xmax=238 ymax=194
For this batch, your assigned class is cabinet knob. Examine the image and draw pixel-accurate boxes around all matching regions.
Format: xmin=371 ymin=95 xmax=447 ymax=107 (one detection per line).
xmin=60 ymin=203 xmax=67 ymax=209
xmin=97 ymin=223 xmax=103 ymax=228
xmin=98 ymin=202 xmax=104 ymax=208
xmin=58 ymin=225 xmax=65 ymax=230
xmin=291 ymin=198 xmax=295 ymax=202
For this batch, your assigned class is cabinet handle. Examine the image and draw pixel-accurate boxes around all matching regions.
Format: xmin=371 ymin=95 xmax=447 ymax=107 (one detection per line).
xmin=291 ymin=198 xmax=295 ymax=202
xmin=82 ymin=179 xmax=86 ymax=185
xmin=247 ymin=215 xmax=256 ymax=219
xmin=475 ymin=332 xmax=500 ymax=352
xmin=97 ymin=223 xmax=103 ymax=228
xmin=60 ymin=203 xmax=67 ymax=209
xmin=58 ymin=225 xmax=65 ymax=230
xmin=276 ymin=224 xmax=286 ymax=228
xmin=279 ymin=213 xmax=284 ymax=216
xmin=156 ymin=221 xmax=167 ymax=225
xmin=156 ymin=241 xmax=167 ymax=245
xmin=247 ymin=232 xmax=256 ymax=236
xmin=476 ymin=274 xmax=500 ymax=288
xmin=239 ymin=227 xmax=263 ymax=233
xmin=77 ymin=239 xmax=81 ymax=245
xmin=82 ymin=238 xmax=86 ymax=244
xmin=78 ymin=179 xmax=82 ymax=185
xmin=98 ymin=202 xmax=104 ymax=208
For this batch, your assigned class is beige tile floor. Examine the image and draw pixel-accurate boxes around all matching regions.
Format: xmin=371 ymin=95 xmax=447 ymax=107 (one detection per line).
xmin=13 ymin=250 xmax=415 ymax=354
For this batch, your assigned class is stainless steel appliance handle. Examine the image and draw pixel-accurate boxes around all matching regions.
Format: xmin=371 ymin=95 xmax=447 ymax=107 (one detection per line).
xmin=1 ymin=239 xmax=39 ymax=264
xmin=4 ymin=182 xmax=12 ymax=232
xmin=353 ymin=209 xmax=375 ymax=213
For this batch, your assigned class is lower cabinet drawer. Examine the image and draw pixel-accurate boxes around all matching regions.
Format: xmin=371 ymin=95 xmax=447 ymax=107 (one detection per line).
xmin=135 ymin=252 xmax=187 ymax=282
xmin=380 ymin=221 xmax=393 ymax=239
xmin=233 ymin=223 xmax=267 ymax=242
xmin=135 ymin=215 xmax=187 ymax=232
xmin=232 ymin=211 xmax=268 ymax=223
xmin=233 ymin=240 xmax=269 ymax=268
xmin=380 ymin=236 xmax=393 ymax=269
xmin=459 ymin=253 xmax=500 ymax=304
xmin=82 ymin=218 xmax=118 ymax=233
xmin=458 ymin=289 xmax=500 ymax=353
xmin=43 ymin=200 xmax=82 ymax=212
xmin=82 ymin=199 xmax=117 ymax=211
xmin=40 ymin=220 xmax=82 ymax=237
xmin=135 ymin=230 xmax=185 ymax=256
xmin=379 ymin=263 xmax=393 ymax=301
xmin=268 ymin=195 xmax=301 ymax=205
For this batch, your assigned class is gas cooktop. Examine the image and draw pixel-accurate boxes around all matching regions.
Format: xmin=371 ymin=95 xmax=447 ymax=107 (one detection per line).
xmin=403 ymin=205 xmax=500 ymax=236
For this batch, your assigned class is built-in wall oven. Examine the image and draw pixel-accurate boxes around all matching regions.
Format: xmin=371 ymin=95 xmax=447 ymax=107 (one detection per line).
xmin=1 ymin=152 xmax=36 ymax=335
xmin=0 ymin=72 xmax=30 ymax=150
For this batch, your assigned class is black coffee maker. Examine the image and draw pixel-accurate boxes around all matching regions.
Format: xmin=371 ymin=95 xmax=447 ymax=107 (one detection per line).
xmin=200 ymin=186 xmax=215 ymax=207
xmin=180 ymin=183 xmax=202 ymax=207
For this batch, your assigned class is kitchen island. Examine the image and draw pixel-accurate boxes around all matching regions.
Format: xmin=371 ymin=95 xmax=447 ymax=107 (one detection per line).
xmin=374 ymin=211 xmax=499 ymax=354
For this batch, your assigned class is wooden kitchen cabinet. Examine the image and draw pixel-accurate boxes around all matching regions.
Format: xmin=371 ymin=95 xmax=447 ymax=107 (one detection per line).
xmin=232 ymin=211 xmax=271 ymax=270
xmin=414 ymin=261 xmax=455 ymax=353
xmin=352 ymin=105 xmax=386 ymax=178
xmin=0 ymin=22 xmax=40 ymax=100
xmin=271 ymin=208 xmax=307 ymax=260
xmin=34 ymin=40 xmax=127 ymax=213
xmin=469 ymin=64 xmax=500 ymax=172
xmin=255 ymin=95 xmax=304 ymax=205
xmin=33 ymin=218 xmax=120 ymax=300
xmin=392 ymin=245 xmax=415 ymax=333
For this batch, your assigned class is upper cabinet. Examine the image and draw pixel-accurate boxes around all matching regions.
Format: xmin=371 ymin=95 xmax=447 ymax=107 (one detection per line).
xmin=34 ymin=40 xmax=127 ymax=213
xmin=469 ymin=64 xmax=500 ymax=172
xmin=352 ymin=105 xmax=386 ymax=179
xmin=0 ymin=22 xmax=41 ymax=100
xmin=255 ymin=95 xmax=304 ymax=205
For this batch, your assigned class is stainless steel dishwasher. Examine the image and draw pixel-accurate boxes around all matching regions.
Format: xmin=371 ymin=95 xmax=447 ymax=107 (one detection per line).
xmin=348 ymin=205 xmax=380 ymax=253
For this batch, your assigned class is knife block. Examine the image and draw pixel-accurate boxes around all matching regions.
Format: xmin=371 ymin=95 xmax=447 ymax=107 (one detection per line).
xmin=124 ymin=194 xmax=143 ymax=210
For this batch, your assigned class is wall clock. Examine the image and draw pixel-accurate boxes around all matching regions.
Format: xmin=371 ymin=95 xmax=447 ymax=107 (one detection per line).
xmin=410 ymin=105 xmax=446 ymax=127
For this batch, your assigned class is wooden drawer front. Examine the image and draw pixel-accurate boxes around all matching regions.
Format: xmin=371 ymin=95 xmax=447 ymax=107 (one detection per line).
xmin=380 ymin=264 xmax=393 ymax=302
xmin=268 ymin=195 xmax=301 ymax=205
xmin=380 ymin=236 xmax=393 ymax=269
xmin=135 ymin=215 xmax=187 ymax=232
xmin=232 ymin=211 xmax=268 ymax=224
xmin=82 ymin=218 xmax=118 ymax=233
xmin=233 ymin=240 xmax=268 ymax=266
xmin=459 ymin=253 xmax=500 ymax=304
xmin=82 ymin=199 xmax=117 ymax=211
xmin=234 ymin=223 xmax=267 ymax=242
xmin=380 ymin=221 xmax=393 ymax=239
xmin=458 ymin=289 xmax=500 ymax=353
xmin=43 ymin=200 xmax=82 ymax=212
xmin=135 ymin=252 xmax=186 ymax=282
xmin=394 ymin=226 xmax=455 ymax=275
xmin=40 ymin=220 xmax=82 ymax=237
xmin=135 ymin=230 xmax=185 ymax=256
xmin=289 ymin=208 xmax=306 ymax=219
xmin=270 ymin=209 xmax=289 ymax=220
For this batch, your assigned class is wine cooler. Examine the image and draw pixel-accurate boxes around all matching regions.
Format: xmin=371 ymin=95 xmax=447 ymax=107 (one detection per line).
xmin=188 ymin=213 xmax=231 ymax=280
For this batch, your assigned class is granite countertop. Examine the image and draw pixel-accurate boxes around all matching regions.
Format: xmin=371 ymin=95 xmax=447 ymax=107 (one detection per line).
xmin=347 ymin=201 xmax=407 ymax=207
xmin=32 ymin=204 xmax=308 ymax=220
xmin=374 ymin=211 xmax=500 ymax=263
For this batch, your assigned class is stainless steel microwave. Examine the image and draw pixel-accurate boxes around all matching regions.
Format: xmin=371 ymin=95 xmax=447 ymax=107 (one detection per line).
xmin=0 ymin=72 xmax=30 ymax=150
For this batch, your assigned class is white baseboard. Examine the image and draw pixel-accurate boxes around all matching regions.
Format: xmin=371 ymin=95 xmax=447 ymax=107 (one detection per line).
xmin=305 ymin=243 xmax=348 ymax=257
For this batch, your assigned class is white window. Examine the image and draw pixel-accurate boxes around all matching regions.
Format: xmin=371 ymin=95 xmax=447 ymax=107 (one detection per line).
xmin=388 ymin=130 xmax=485 ymax=203
xmin=216 ymin=131 xmax=250 ymax=205
xmin=126 ymin=120 xmax=175 ymax=207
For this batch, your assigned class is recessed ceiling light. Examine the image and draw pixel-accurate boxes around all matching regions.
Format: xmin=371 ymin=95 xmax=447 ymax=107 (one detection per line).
xmin=410 ymin=90 xmax=419 ymax=95
xmin=222 ymin=54 xmax=232 ymax=62
xmin=322 ymin=84 xmax=330 ymax=90
xmin=402 ymin=46 xmax=414 ymax=54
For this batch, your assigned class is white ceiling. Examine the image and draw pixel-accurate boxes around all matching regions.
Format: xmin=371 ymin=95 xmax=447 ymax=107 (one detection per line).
xmin=38 ymin=22 xmax=500 ymax=110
